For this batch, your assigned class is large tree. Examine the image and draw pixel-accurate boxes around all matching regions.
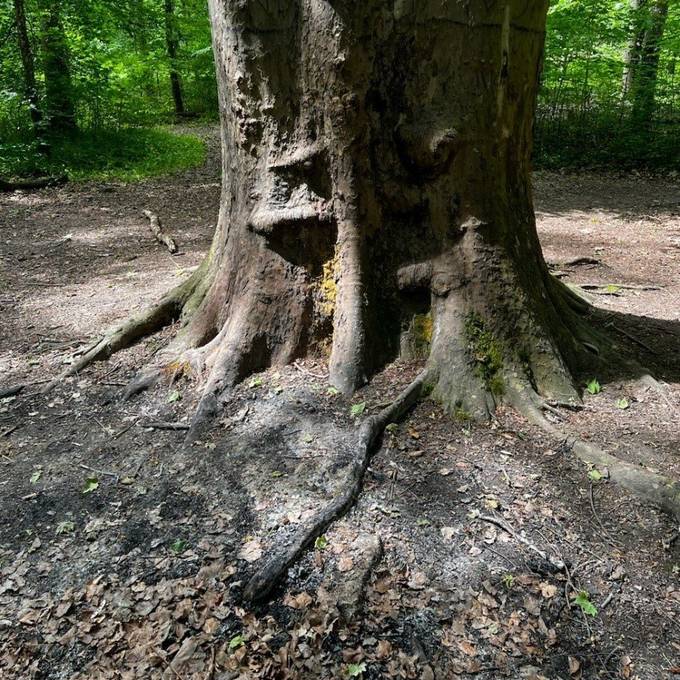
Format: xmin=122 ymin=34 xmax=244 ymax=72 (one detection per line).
xmin=50 ymin=0 xmax=680 ymax=595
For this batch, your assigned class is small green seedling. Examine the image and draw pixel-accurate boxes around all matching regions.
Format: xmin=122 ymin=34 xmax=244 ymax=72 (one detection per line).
xmin=588 ymin=468 xmax=603 ymax=483
xmin=616 ymin=397 xmax=629 ymax=410
xmin=314 ymin=535 xmax=328 ymax=550
xmin=229 ymin=634 xmax=245 ymax=651
xmin=170 ymin=539 xmax=187 ymax=555
xmin=574 ymin=590 xmax=597 ymax=617
xmin=350 ymin=401 xmax=366 ymax=417
xmin=346 ymin=662 xmax=367 ymax=678
xmin=586 ymin=379 xmax=601 ymax=395
xmin=82 ymin=477 xmax=99 ymax=494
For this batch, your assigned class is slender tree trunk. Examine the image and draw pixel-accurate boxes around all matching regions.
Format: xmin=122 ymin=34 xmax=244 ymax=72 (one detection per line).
xmin=622 ymin=0 xmax=647 ymax=99
xmin=622 ymin=0 xmax=669 ymax=125
xmin=13 ymin=0 xmax=43 ymax=132
xmin=41 ymin=1 xmax=76 ymax=133
xmin=164 ymin=0 xmax=185 ymax=116
xmin=137 ymin=0 xmax=591 ymax=421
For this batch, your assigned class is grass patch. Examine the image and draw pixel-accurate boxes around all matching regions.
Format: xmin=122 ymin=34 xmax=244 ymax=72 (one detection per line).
xmin=465 ymin=313 xmax=505 ymax=396
xmin=0 ymin=126 xmax=206 ymax=182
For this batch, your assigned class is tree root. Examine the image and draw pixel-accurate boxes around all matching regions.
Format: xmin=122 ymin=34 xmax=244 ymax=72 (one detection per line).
xmin=508 ymin=383 xmax=680 ymax=521
xmin=43 ymin=261 xmax=209 ymax=393
xmin=243 ymin=370 xmax=430 ymax=603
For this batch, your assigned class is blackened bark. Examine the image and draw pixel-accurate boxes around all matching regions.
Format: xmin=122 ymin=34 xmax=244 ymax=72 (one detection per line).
xmin=164 ymin=0 xmax=185 ymax=116
xmin=13 ymin=0 xmax=43 ymax=131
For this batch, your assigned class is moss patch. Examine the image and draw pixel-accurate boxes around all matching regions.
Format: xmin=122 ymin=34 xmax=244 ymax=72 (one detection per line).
xmin=465 ymin=313 xmax=505 ymax=396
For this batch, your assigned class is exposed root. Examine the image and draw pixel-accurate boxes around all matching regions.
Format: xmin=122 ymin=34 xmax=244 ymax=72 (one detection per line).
xmin=243 ymin=370 xmax=430 ymax=603
xmin=508 ymin=382 xmax=680 ymax=521
xmin=122 ymin=368 xmax=163 ymax=401
xmin=43 ymin=260 xmax=209 ymax=393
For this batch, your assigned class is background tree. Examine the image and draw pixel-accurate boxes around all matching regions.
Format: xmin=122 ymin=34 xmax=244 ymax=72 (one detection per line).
xmin=164 ymin=0 xmax=185 ymax=116
xmin=39 ymin=0 xmax=76 ymax=133
xmin=12 ymin=0 xmax=42 ymax=132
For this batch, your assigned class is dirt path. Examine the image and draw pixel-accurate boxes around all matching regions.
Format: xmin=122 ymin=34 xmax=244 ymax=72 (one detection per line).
xmin=0 ymin=131 xmax=678 ymax=679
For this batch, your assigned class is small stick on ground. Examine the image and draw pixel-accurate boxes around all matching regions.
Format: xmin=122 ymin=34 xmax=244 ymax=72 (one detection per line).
xmin=79 ymin=463 xmax=119 ymax=482
xmin=143 ymin=210 xmax=178 ymax=254
xmin=478 ymin=514 xmax=565 ymax=571
xmin=142 ymin=420 xmax=190 ymax=431
xmin=607 ymin=323 xmax=657 ymax=355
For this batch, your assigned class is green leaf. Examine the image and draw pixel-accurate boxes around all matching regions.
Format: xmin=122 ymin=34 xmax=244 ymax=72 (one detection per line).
xmin=229 ymin=634 xmax=245 ymax=651
xmin=327 ymin=386 xmax=339 ymax=396
xmin=249 ymin=377 xmax=263 ymax=388
xmin=346 ymin=662 xmax=367 ymax=677
xmin=314 ymin=535 xmax=328 ymax=550
xmin=167 ymin=389 xmax=181 ymax=403
xmin=416 ymin=518 xmax=431 ymax=527
xmin=82 ymin=477 xmax=99 ymax=494
xmin=30 ymin=470 xmax=42 ymax=484
xmin=302 ymin=433 xmax=314 ymax=443
xmin=385 ymin=423 xmax=398 ymax=434
xmin=350 ymin=401 xmax=366 ymax=417
xmin=574 ymin=591 xmax=598 ymax=617
xmin=588 ymin=468 xmax=603 ymax=482
xmin=170 ymin=538 xmax=187 ymax=554
xmin=605 ymin=284 xmax=621 ymax=294
xmin=56 ymin=520 xmax=75 ymax=535
xmin=586 ymin=379 xmax=601 ymax=395
xmin=271 ymin=470 xmax=285 ymax=478
xmin=616 ymin=397 xmax=629 ymax=410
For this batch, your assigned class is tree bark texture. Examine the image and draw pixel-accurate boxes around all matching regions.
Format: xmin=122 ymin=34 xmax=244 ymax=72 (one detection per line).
xmin=148 ymin=0 xmax=596 ymax=420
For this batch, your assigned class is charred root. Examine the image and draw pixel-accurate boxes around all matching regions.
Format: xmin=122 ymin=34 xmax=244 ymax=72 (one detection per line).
xmin=243 ymin=371 xmax=430 ymax=602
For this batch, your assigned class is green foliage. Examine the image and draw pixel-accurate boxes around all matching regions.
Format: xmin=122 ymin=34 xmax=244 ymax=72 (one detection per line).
xmin=0 ymin=126 xmax=205 ymax=181
xmin=82 ymin=477 xmax=99 ymax=494
xmin=346 ymin=663 xmax=367 ymax=677
xmin=0 ymin=0 xmax=215 ymax=179
xmin=536 ymin=0 xmax=680 ymax=170
xmin=314 ymin=535 xmax=328 ymax=550
xmin=586 ymin=379 xmax=601 ymax=395
xmin=574 ymin=590 xmax=598 ymax=617
xmin=350 ymin=401 xmax=366 ymax=417
xmin=588 ymin=468 xmax=603 ymax=482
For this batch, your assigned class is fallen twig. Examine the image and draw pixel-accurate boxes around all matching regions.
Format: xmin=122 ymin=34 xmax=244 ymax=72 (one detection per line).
xmin=142 ymin=420 xmax=190 ymax=431
xmin=478 ymin=514 xmax=565 ymax=571
xmin=143 ymin=210 xmax=178 ymax=254
xmin=79 ymin=463 xmax=119 ymax=482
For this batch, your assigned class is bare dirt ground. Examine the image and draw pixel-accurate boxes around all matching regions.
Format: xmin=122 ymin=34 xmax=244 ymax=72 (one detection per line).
xmin=0 ymin=128 xmax=678 ymax=680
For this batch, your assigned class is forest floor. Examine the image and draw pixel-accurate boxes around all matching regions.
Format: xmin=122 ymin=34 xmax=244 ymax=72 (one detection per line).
xmin=0 ymin=126 xmax=678 ymax=680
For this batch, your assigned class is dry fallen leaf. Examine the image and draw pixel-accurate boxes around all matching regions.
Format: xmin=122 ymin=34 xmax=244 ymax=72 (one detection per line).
xmin=238 ymin=540 xmax=263 ymax=563
xmin=338 ymin=556 xmax=354 ymax=572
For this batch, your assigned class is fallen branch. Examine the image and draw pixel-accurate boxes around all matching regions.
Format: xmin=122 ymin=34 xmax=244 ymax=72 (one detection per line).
xmin=143 ymin=210 xmax=178 ymax=254
xmin=243 ymin=370 xmax=430 ymax=602
xmin=0 ymin=384 xmax=24 ymax=399
xmin=562 ymin=256 xmax=601 ymax=267
xmin=0 ymin=175 xmax=67 ymax=192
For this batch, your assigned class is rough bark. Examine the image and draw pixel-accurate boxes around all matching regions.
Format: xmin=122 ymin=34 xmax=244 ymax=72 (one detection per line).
xmin=164 ymin=0 xmax=185 ymax=116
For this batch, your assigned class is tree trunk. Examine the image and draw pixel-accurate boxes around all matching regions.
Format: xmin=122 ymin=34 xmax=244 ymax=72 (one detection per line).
xmin=622 ymin=0 xmax=647 ymax=99
xmin=164 ymin=0 xmax=185 ymax=116
xmin=13 ymin=0 xmax=43 ymax=132
xmin=623 ymin=0 xmax=669 ymax=125
xmin=145 ymin=0 xmax=592 ymax=421
xmin=41 ymin=1 xmax=76 ymax=133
